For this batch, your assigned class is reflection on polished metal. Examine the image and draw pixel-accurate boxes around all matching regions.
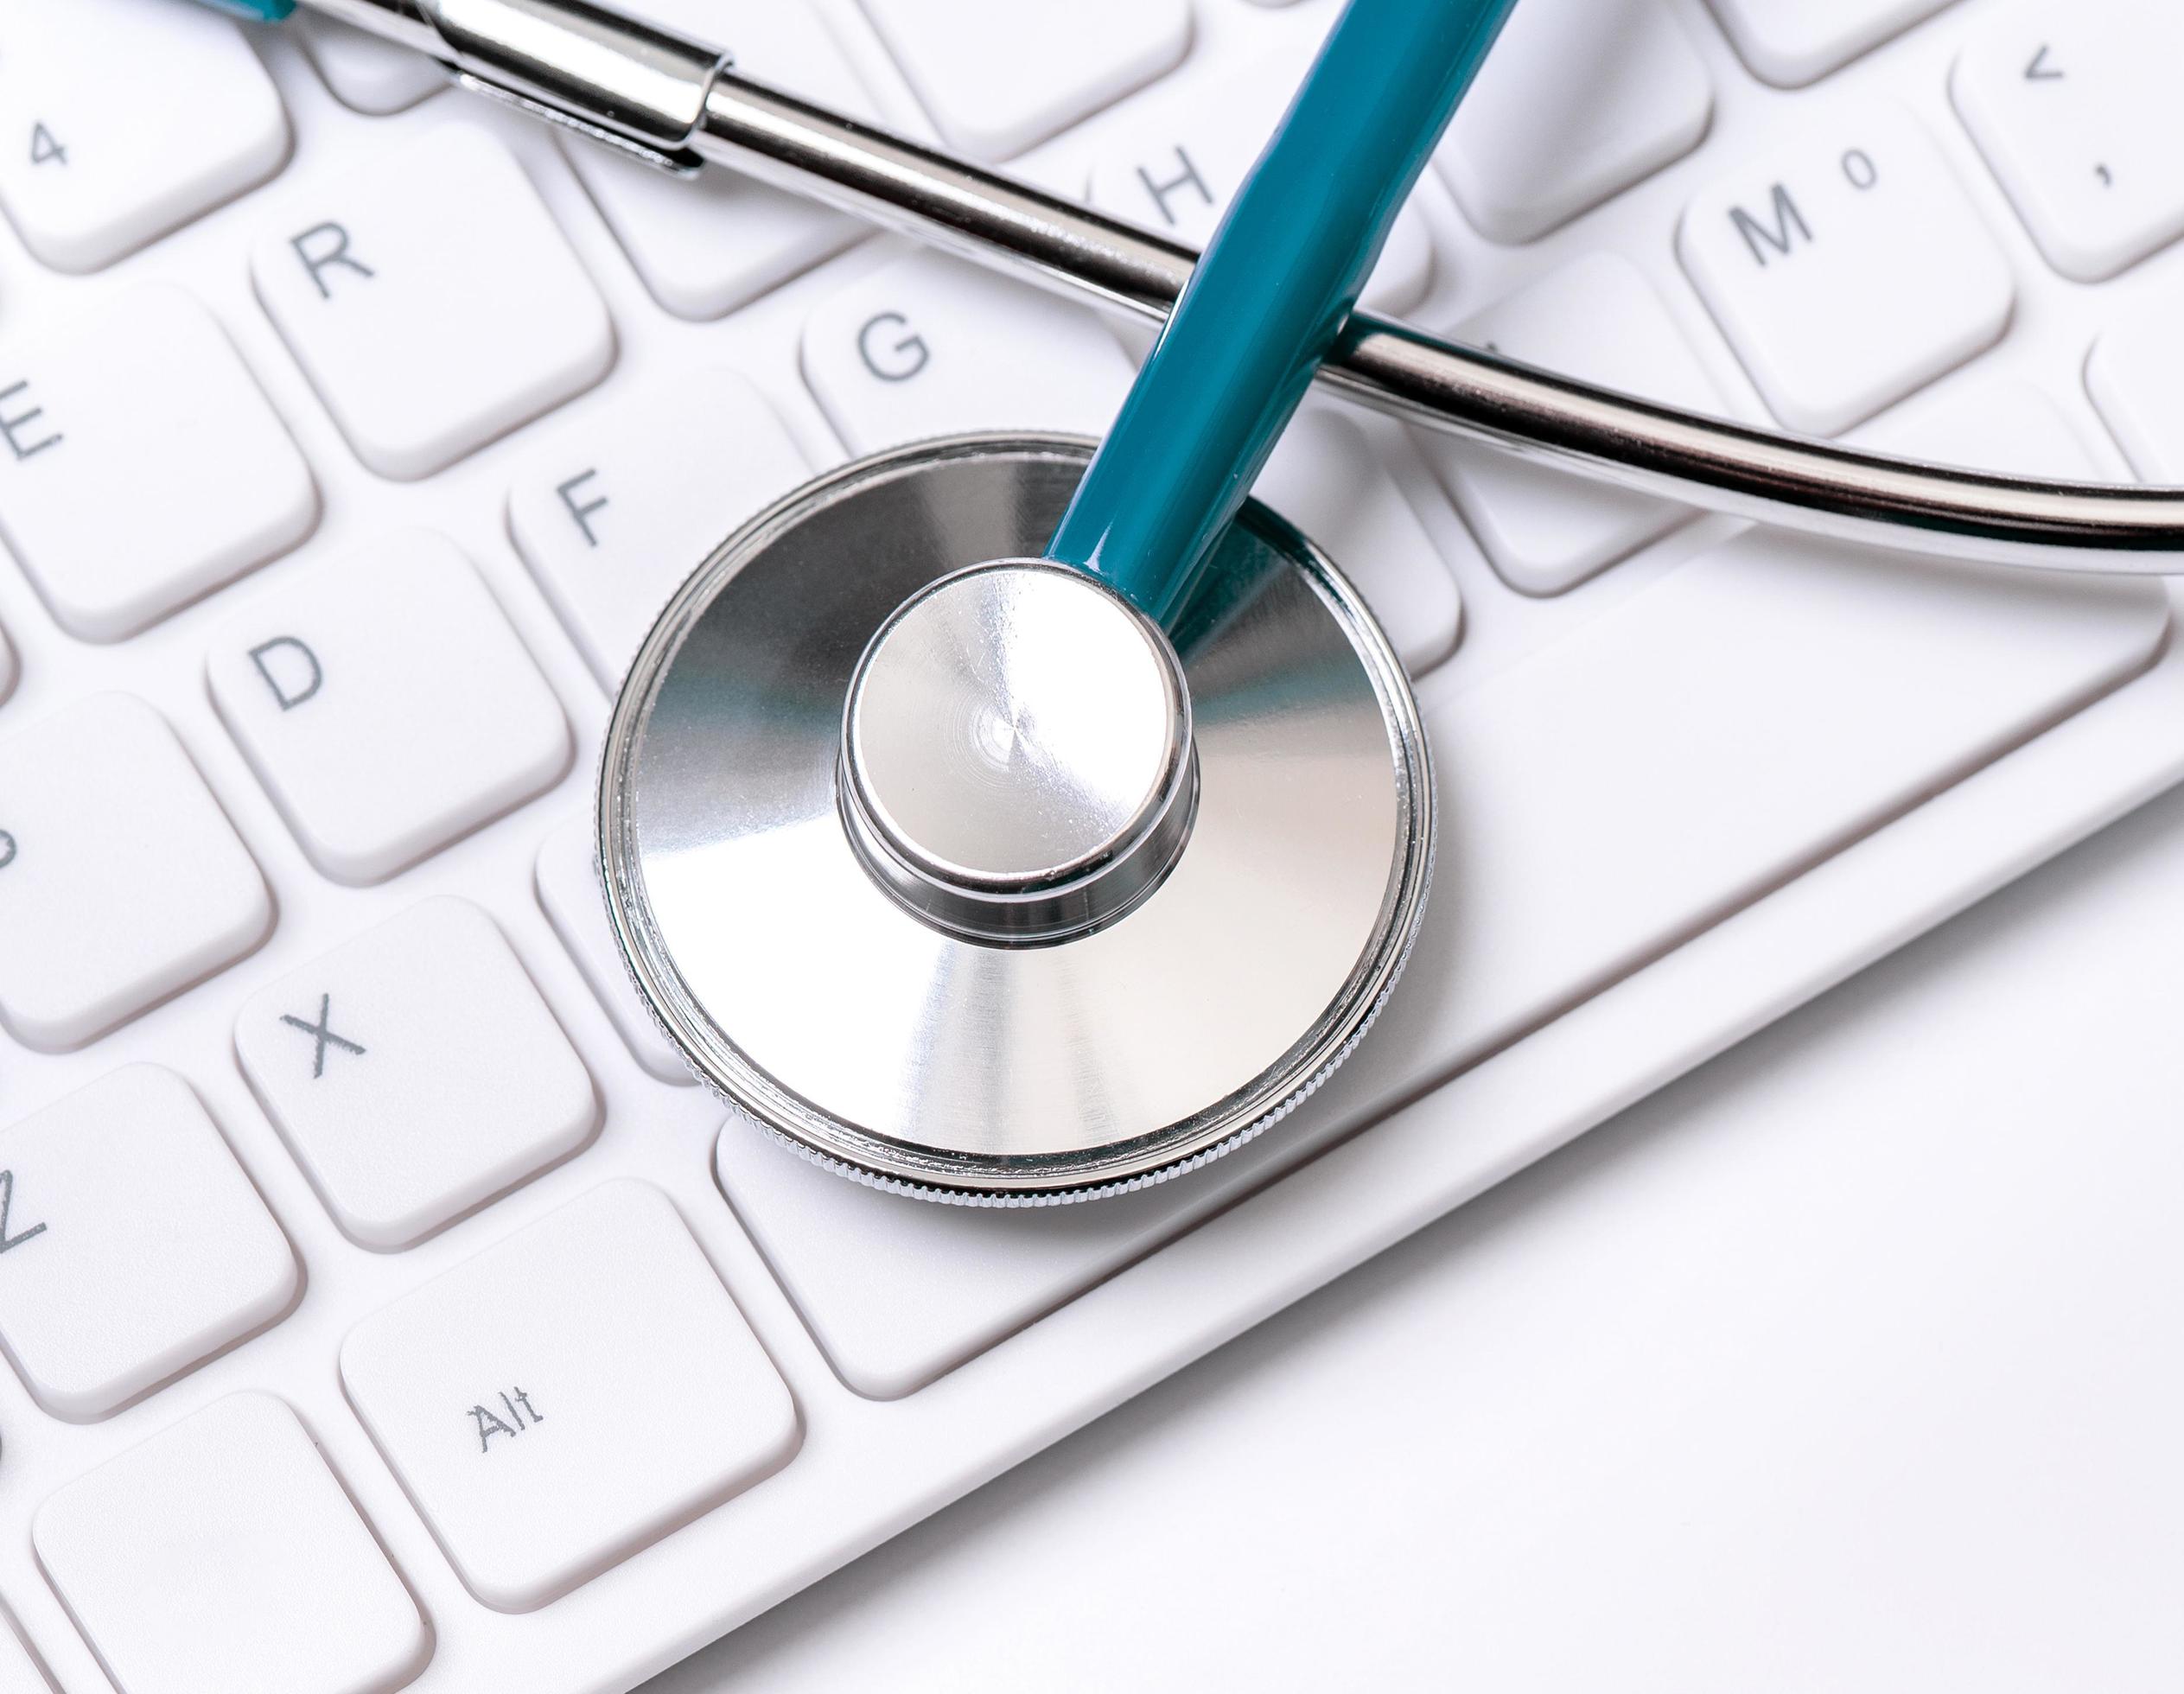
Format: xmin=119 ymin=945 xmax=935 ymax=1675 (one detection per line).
xmin=598 ymin=435 xmax=1433 ymax=1203
xmin=840 ymin=560 xmax=1196 ymax=946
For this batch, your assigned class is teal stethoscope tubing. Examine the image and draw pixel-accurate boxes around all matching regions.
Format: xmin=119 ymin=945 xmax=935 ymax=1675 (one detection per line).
xmin=1046 ymin=0 xmax=1520 ymax=627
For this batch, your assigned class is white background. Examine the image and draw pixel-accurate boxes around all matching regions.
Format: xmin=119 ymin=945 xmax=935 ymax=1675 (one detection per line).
xmin=653 ymin=768 xmax=2184 ymax=1691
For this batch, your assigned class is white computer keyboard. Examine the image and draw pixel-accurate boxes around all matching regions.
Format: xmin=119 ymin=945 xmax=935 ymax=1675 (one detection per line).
xmin=1 ymin=0 xmax=2181 ymax=1688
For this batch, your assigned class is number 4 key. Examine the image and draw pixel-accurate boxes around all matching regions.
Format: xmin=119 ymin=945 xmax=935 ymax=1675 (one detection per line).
xmin=0 ymin=0 xmax=289 ymax=272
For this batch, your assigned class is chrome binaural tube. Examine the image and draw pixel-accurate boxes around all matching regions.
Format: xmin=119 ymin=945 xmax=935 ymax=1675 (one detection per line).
xmin=295 ymin=0 xmax=2184 ymax=573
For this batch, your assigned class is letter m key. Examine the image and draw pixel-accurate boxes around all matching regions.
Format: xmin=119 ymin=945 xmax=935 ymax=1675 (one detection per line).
xmin=1730 ymin=182 xmax=1812 ymax=268
xmin=0 ymin=1169 xmax=47 ymax=1254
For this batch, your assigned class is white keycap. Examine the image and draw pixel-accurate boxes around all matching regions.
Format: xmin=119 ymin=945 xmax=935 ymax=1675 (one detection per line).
xmin=2087 ymin=291 xmax=2184 ymax=481
xmin=1679 ymin=107 xmax=2014 ymax=437
xmin=0 ymin=1066 xmax=295 ymax=1420
xmin=1856 ymin=376 xmax=2108 ymax=484
xmin=296 ymin=11 xmax=448 ymax=116
xmin=803 ymin=251 xmax=1135 ymax=454
xmin=237 ymin=898 xmax=597 ymax=1250
xmin=720 ymin=487 xmax=2166 ymax=1401
xmin=35 ymin=1393 xmax=427 ymax=1694
xmin=537 ymin=813 xmax=694 ymax=1083
xmin=1085 ymin=46 xmax=1433 ymax=314
xmin=253 ymin=123 xmax=614 ymax=480
xmin=1253 ymin=408 xmax=1462 ymax=673
xmin=0 ymin=694 xmax=268 ymax=1052
xmin=860 ymin=0 xmax=1190 ymax=162
xmin=0 ymin=1627 xmax=43 ymax=1694
xmin=1704 ymin=0 xmax=1957 ymax=87
xmin=569 ymin=2 xmax=882 ymax=319
xmin=509 ymin=370 xmax=811 ymax=689
xmin=0 ymin=0 xmax=289 ymax=273
xmin=1417 ymin=253 xmax=1722 ymax=595
xmin=208 ymin=531 xmax=570 ymax=883
xmin=0 ymin=284 xmax=316 ymax=641
xmin=1953 ymin=3 xmax=2184 ymax=283
xmin=1434 ymin=0 xmax=1710 ymax=245
xmin=342 ymin=1181 xmax=798 ymax=1610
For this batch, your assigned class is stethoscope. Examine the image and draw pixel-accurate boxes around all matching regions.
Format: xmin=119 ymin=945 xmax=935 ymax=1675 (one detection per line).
xmin=213 ymin=0 xmax=2184 ymax=1203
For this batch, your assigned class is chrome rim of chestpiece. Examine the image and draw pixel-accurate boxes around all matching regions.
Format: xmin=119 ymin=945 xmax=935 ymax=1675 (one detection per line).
xmin=596 ymin=435 xmax=1436 ymax=1204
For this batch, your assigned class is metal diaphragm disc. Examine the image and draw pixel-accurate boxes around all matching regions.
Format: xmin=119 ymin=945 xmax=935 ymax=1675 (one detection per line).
xmin=597 ymin=434 xmax=1433 ymax=1203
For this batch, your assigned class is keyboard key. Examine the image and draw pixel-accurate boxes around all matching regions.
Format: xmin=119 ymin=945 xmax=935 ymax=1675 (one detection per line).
xmin=1434 ymin=0 xmax=1710 ymax=244
xmin=208 ymin=531 xmax=570 ymax=884
xmin=1085 ymin=45 xmax=1432 ymax=313
xmin=537 ymin=812 xmax=695 ymax=1083
xmin=1953 ymin=3 xmax=2184 ymax=283
xmin=802 ymin=250 xmax=1135 ymax=453
xmin=35 ymin=1393 xmax=427 ymax=1694
xmin=253 ymin=123 xmax=614 ymax=481
xmin=295 ymin=11 xmax=447 ymax=116
xmin=721 ymin=493 xmax=2166 ymax=1401
xmin=509 ymin=370 xmax=811 ymax=689
xmin=1417 ymin=252 xmax=1722 ymax=595
xmin=1857 ymin=375 xmax=2107 ymax=480
xmin=342 ymin=1180 xmax=798 ymax=1610
xmin=0 ymin=694 xmax=269 ymax=1052
xmin=0 ymin=0 xmax=289 ymax=273
xmin=0 ymin=284 xmax=317 ymax=641
xmin=860 ymin=0 xmax=1190 ymax=162
xmin=0 ymin=1066 xmax=296 ymax=1420
xmin=569 ymin=1 xmax=882 ymax=319
xmin=237 ymin=898 xmax=597 ymax=1250
xmin=1679 ymin=107 xmax=2014 ymax=436
xmin=2086 ymin=288 xmax=2184 ymax=480
xmin=1704 ymin=0 xmax=1957 ymax=87
xmin=1253 ymin=407 xmax=1462 ymax=673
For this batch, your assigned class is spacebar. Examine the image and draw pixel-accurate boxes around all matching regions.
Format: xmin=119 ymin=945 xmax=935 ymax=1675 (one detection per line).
xmin=1360 ymin=529 xmax=2167 ymax=1097
xmin=715 ymin=532 xmax=2167 ymax=1400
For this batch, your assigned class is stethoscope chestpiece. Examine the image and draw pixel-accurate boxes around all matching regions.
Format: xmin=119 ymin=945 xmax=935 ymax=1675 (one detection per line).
xmin=597 ymin=433 xmax=1433 ymax=1205
xmin=837 ymin=557 xmax=1198 ymax=947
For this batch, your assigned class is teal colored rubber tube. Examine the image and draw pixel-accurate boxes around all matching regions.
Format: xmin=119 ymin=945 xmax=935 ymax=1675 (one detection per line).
xmin=1047 ymin=0 xmax=1519 ymax=627
xmin=198 ymin=0 xmax=296 ymax=17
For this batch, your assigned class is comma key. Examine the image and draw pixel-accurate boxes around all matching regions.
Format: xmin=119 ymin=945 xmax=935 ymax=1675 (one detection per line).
xmin=1954 ymin=2 xmax=2184 ymax=283
xmin=341 ymin=1180 xmax=799 ymax=1610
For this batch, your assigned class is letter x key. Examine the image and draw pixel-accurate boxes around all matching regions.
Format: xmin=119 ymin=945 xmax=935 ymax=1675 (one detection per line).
xmin=280 ymin=993 xmax=366 ymax=1079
